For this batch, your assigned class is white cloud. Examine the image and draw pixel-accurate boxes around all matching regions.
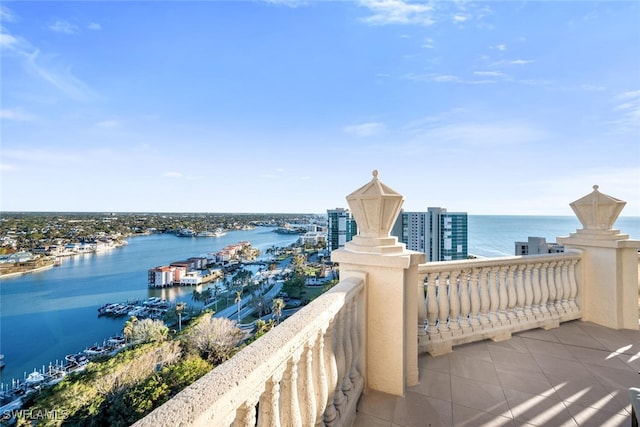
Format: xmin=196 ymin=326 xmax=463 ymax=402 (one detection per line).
xmin=411 ymin=121 xmax=548 ymax=148
xmin=49 ymin=20 xmax=80 ymax=34
xmin=261 ymin=0 xmax=308 ymax=7
xmin=452 ymin=14 xmax=468 ymax=23
xmin=163 ymin=172 xmax=183 ymax=178
xmin=490 ymin=59 xmax=535 ymax=67
xmin=422 ymin=37 xmax=435 ymax=48
xmin=96 ymin=119 xmax=121 ymax=128
xmin=87 ymin=22 xmax=102 ymax=31
xmin=0 ymin=108 xmax=37 ymax=121
xmin=358 ymin=0 xmax=435 ymax=26
xmin=0 ymin=5 xmax=16 ymax=23
xmin=23 ymin=49 xmax=97 ymax=101
xmin=344 ymin=121 xmax=385 ymax=137
xmin=473 ymin=70 xmax=508 ymax=78
xmin=609 ymin=90 xmax=640 ymax=133
xmin=492 ymin=44 xmax=507 ymax=51
xmin=0 ymin=32 xmax=19 ymax=49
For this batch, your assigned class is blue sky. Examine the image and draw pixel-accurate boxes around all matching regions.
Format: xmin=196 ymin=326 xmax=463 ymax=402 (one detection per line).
xmin=1 ymin=1 xmax=639 ymax=215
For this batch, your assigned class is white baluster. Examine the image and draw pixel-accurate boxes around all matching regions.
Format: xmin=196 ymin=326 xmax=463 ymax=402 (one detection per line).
xmin=426 ymin=273 xmax=439 ymax=335
xmin=418 ymin=276 xmax=427 ymax=336
xmin=468 ymin=268 xmax=481 ymax=328
xmin=497 ymin=266 xmax=509 ymax=324
xmin=348 ymin=295 xmax=362 ymax=392
xmin=437 ymin=274 xmax=451 ymax=336
xmin=539 ymin=262 xmax=551 ymax=318
xmin=554 ymin=261 xmax=565 ymax=314
xmin=506 ymin=265 xmax=518 ymax=321
xmin=322 ymin=319 xmax=339 ymax=427
xmin=514 ymin=264 xmax=526 ymax=320
xmin=299 ymin=343 xmax=317 ymax=427
xmin=341 ymin=302 xmax=354 ymax=400
xmin=258 ymin=378 xmax=281 ymax=427
xmin=487 ymin=267 xmax=500 ymax=325
xmin=523 ymin=264 xmax=534 ymax=319
xmin=561 ymin=260 xmax=571 ymax=312
xmin=234 ymin=401 xmax=257 ymax=427
xmin=333 ymin=310 xmax=347 ymax=419
xmin=478 ymin=268 xmax=491 ymax=326
xmin=568 ymin=258 xmax=579 ymax=312
xmin=313 ymin=330 xmax=328 ymax=427
xmin=458 ymin=270 xmax=472 ymax=333
xmin=449 ymin=270 xmax=462 ymax=335
xmin=531 ymin=263 xmax=542 ymax=318
xmin=547 ymin=261 xmax=558 ymax=317
xmin=280 ymin=356 xmax=302 ymax=427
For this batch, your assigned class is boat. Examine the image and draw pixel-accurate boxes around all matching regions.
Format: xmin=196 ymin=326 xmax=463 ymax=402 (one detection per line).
xmin=65 ymin=353 xmax=89 ymax=367
xmin=84 ymin=345 xmax=107 ymax=357
xmin=107 ymin=336 xmax=126 ymax=348
xmin=0 ymin=354 xmax=4 ymax=369
xmin=25 ymin=370 xmax=45 ymax=385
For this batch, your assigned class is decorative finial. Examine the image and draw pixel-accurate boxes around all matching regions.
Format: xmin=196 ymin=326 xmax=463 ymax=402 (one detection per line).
xmin=593 ymin=185 xmax=599 ymax=191
xmin=372 ymin=169 xmax=379 ymax=179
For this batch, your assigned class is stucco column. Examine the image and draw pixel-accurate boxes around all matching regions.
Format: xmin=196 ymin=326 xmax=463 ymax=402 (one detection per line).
xmin=557 ymin=185 xmax=640 ymax=330
xmin=331 ymin=171 xmax=425 ymax=396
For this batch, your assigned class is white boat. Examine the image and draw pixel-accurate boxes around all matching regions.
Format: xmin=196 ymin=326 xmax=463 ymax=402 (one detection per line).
xmin=84 ymin=345 xmax=107 ymax=357
xmin=25 ymin=370 xmax=45 ymax=385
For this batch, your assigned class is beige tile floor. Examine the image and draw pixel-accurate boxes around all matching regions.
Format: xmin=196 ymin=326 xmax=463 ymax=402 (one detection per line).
xmin=354 ymin=321 xmax=640 ymax=427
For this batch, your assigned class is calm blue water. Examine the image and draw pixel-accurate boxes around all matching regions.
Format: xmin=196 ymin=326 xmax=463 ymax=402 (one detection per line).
xmin=0 ymin=228 xmax=299 ymax=385
xmin=468 ymin=215 xmax=639 ymax=258
xmin=0 ymin=217 xmax=638 ymax=385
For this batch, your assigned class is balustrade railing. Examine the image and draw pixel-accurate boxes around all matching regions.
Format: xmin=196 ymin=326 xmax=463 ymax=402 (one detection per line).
xmin=134 ymin=276 xmax=365 ymax=427
xmin=418 ymin=252 xmax=583 ymax=356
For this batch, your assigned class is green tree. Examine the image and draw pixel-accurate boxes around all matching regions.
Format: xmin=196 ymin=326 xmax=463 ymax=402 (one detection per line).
xmin=191 ymin=290 xmax=202 ymax=304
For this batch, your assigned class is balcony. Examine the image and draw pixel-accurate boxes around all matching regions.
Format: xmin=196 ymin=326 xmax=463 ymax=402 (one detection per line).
xmin=134 ymin=175 xmax=639 ymax=427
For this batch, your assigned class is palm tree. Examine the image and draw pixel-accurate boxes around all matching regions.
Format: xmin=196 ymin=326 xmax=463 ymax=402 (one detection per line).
xmin=235 ymin=290 xmax=242 ymax=323
xmin=176 ymin=302 xmax=186 ymax=332
xmin=272 ymin=298 xmax=285 ymax=325
xmin=123 ymin=316 xmax=138 ymax=342
xmin=212 ymin=282 xmax=221 ymax=311
xmin=201 ymin=288 xmax=213 ymax=304
xmin=191 ymin=290 xmax=202 ymax=304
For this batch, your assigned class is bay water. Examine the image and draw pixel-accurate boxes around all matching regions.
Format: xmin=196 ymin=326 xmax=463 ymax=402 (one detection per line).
xmin=1 ymin=216 xmax=638 ymax=386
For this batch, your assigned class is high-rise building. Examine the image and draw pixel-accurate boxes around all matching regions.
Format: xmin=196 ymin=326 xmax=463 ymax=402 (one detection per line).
xmin=326 ymin=208 xmax=358 ymax=253
xmin=393 ymin=207 xmax=468 ymax=261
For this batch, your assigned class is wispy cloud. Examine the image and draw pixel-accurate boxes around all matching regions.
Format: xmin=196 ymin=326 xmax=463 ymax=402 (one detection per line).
xmin=22 ymin=48 xmax=97 ymax=101
xmin=609 ymin=90 xmax=640 ymax=134
xmin=473 ymin=70 xmax=508 ymax=79
xmin=96 ymin=119 xmax=121 ymax=128
xmin=411 ymin=121 xmax=548 ymax=148
xmin=358 ymin=0 xmax=435 ymax=26
xmin=261 ymin=0 xmax=308 ymax=7
xmin=163 ymin=172 xmax=183 ymax=178
xmin=491 ymin=59 xmax=535 ymax=67
xmin=0 ymin=108 xmax=37 ymax=121
xmin=49 ymin=20 xmax=80 ymax=34
xmin=87 ymin=22 xmax=102 ymax=31
xmin=344 ymin=121 xmax=386 ymax=137
xmin=492 ymin=44 xmax=507 ymax=51
xmin=405 ymin=73 xmax=497 ymax=85
xmin=452 ymin=14 xmax=469 ymax=23
xmin=0 ymin=5 xmax=16 ymax=22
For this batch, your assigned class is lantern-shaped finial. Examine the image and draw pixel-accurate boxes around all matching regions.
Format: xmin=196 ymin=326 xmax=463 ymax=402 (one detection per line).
xmin=346 ymin=170 xmax=404 ymax=239
xmin=569 ymin=185 xmax=626 ymax=231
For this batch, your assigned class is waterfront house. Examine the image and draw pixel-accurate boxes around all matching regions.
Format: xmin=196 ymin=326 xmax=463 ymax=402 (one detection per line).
xmin=135 ymin=173 xmax=639 ymax=427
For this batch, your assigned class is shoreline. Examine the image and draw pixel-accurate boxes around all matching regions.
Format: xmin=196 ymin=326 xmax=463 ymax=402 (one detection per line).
xmin=0 ymin=260 xmax=55 ymax=280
